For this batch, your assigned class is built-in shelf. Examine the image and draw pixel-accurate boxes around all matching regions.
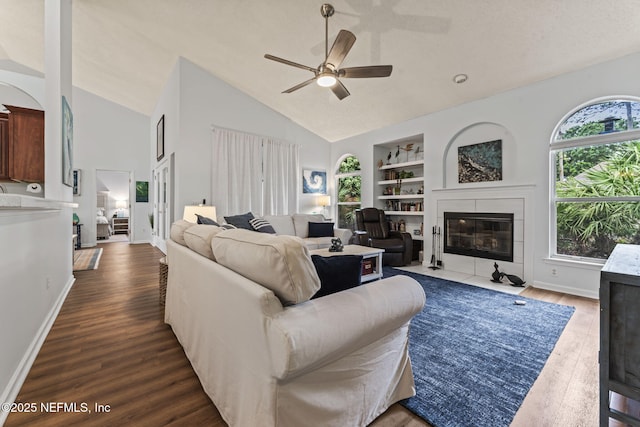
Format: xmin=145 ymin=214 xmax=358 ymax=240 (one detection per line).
xmin=378 ymin=177 xmax=423 ymax=185
xmin=378 ymin=159 xmax=423 ymax=170
xmin=379 ymin=194 xmax=424 ymax=200
xmin=0 ymin=194 xmax=77 ymax=211
xmin=384 ymin=210 xmax=424 ymax=216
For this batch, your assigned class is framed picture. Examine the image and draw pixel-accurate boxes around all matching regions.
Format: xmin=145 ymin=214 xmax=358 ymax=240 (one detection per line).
xmin=458 ymin=139 xmax=503 ymax=183
xmin=62 ymin=96 xmax=74 ymax=186
xmin=302 ymin=169 xmax=327 ymax=194
xmin=73 ymin=169 xmax=81 ymax=195
xmin=156 ymin=115 xmax=165 ymax=161
xmin=136 ymin=181 xmax=149 ymax=203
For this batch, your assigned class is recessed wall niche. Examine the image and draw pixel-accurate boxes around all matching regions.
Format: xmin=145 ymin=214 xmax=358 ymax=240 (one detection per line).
xmin=442 ymin=122 xmax=515 ymax=189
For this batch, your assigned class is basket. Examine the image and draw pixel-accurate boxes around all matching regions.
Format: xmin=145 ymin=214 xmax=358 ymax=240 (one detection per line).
xmin=159 ymin=257 xmax=168 ymax=306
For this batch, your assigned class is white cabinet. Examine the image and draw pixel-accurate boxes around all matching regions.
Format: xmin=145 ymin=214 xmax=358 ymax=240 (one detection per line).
xmin=112 ymin=217 xmax=129 ymax=235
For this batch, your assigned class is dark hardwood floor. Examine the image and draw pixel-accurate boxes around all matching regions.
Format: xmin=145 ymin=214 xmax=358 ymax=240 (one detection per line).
xmin=6 ymin=242 xmax=601 ymax=426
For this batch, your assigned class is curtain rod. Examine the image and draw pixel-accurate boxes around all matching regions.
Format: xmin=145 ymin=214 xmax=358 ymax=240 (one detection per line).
xmin=210 ymin=125 xmax=300 ymax=147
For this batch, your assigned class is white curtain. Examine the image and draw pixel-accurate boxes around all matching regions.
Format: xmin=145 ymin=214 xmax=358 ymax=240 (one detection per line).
xmin=212 ymin=127 xmax=300 ymax=218
xmin=263 ymin=139 xmax=299 ymax=215
xmin=212 ymin=128 xmax=262 ymax=219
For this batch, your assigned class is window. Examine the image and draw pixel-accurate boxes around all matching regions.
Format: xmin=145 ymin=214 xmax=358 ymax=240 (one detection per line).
xmin=335 ymin=155 xmax=361 ymax=230
xmin=551 ymin=99 xmax=640 ymax=261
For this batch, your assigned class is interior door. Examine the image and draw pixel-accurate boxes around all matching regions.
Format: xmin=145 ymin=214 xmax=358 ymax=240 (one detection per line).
xmin=154 ymin=154 xmax=174 ymax=253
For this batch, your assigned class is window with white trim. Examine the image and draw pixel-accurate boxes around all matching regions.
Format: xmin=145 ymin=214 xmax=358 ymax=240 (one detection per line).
xmin=550 ymin=99 xmax=640 ymax=261
xmin=335 ymin=155 xmax=361 ymax=230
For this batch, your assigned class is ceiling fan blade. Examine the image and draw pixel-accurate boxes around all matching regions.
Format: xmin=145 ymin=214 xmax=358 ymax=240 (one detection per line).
xmin=282 ymin=77 xmax=317 ymax=94
xmin=330 ymin=79 xmax=350 ymax=100
xmin=325 ymin=30 xmax=356 ymax=69
xmin=264 ymin=54 xmax=316 ymax=73
xmin=340 ymin=65 xmax=393 ymax=78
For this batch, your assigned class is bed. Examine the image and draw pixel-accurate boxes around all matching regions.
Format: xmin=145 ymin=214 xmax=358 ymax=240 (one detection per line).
xmin=97 ymin=209 xmax=111 ymax=239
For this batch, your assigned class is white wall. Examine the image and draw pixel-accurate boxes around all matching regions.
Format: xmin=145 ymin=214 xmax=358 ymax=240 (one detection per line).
xmin=73 ymin=87 xmax=151 ymax=247
xmin=0 ymin=3 xmax=75 ymax=417
xmin=150 ymin=57 xmax=331 ymax=244
xmin=332 ymin=51 xmax=640 ymax=299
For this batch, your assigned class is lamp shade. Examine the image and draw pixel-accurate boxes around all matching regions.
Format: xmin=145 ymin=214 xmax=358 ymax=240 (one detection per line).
xmin=116 ymin=200 xmax=127 ymax=209
xmin=317 ymin=195 xmax=331 ymax=207
xmin=183 ymin=205 xmax=217 ymax=223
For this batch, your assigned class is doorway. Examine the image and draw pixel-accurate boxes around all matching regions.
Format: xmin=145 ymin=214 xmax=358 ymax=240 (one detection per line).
xmin=96 ymin=169 xmax=132 ymax=243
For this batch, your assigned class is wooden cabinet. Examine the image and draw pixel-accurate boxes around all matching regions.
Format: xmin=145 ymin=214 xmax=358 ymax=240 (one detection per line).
xmin=599 ymin=244 xmax=640 ymax=426
xmin=2 ymin=105 xmax=45 ymax=182
xmin=112 ymin=217 xmax=129 ymax=235
xmin=0 ymin=112 xmax=8 ymax=180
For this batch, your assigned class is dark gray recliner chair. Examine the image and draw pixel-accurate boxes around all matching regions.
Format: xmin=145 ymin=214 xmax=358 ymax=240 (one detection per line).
xmin=354 ymin=207 xmax=413 ymax=267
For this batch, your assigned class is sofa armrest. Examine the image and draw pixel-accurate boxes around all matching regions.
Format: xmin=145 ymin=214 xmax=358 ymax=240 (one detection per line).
xmin=333 ymin=227 xmax=353 ymax=244
xmin=267 ymin=275 xmax=425 ymax=379
xmin=352 ymin=230 xmax=370 ymax=246
xmin=389 ymin=231 xmax=413 ymax=265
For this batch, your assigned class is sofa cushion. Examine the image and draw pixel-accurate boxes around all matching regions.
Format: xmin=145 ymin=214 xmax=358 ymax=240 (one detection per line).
xmin=224 ymin=212 xmax=255 ymax=230
xmin=308 ymin=222 xmax=334 ymax=237
xmin=184 ymin=224 xmax=224 ymax=260
xmin=170 ymin=219 xmax=196 ymax=246
xmin=249 ymin=217 xmax=276 ymax=234
xmin=263 ymin=215 xmax=296 ymax=236
xmin=211 ymin=229 xmax=320 ymax=305
xmin=293 ymin=214 xmax=325 ymax=238
xmin=310 ymin=255 xmax=363 ymax=299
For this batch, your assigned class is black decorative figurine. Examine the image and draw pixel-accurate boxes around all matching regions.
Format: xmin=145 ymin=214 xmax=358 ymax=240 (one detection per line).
xmin=491 ymin=262 xmax=502 ymax=283
xmin=329 ymin=237 xmax=344 ymax=252
xmin=500 ymin=272 xmax=526 ymax=287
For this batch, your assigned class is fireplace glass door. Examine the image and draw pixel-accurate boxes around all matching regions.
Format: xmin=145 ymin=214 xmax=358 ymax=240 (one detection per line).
xmin=444 ymin=212 xmax=514 ymax=262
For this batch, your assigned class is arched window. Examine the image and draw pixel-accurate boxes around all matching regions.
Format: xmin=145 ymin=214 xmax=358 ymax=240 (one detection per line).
xmin=335 ymin=155 xmax=361 ymax=230
xmin=550 ymin=99 xmax=640 ymax=261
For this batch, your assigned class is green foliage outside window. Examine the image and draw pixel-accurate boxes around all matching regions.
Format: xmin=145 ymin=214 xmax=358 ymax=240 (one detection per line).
xmin=555 ymin=141 xmax=640 ymax=258
xmin=336 ymin=155 xmax=361 ymax=230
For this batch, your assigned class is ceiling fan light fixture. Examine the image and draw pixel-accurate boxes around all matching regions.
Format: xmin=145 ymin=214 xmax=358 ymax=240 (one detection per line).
xmin=317 ymin=73 xmax=337 ymax=87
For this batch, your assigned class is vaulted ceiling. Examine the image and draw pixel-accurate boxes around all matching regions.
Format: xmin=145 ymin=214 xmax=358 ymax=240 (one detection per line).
xmin=1 ymin=0 xmax=639 ymax=142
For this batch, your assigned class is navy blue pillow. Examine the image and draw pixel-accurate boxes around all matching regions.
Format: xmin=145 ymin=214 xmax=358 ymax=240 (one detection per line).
xmin=311 ymin=255 xmax=363 ymax=299
xmin=308 ymin=222 xmax=334 ymax=237
xmin=224 ymin=212 xmax=255 ymax=230
xmin=195 ymin=214 xmax=219 ymax=226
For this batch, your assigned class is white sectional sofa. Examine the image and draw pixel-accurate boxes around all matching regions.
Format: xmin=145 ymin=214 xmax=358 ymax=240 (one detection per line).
xmin=260 ymin=213 xmax=352 ymax=249
xmin=165 ymin=222 xmax=426 ymax=427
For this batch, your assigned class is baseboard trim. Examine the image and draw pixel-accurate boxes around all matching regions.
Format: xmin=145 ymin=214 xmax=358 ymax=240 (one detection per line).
xmin=0 ymin=275 xmax=75 ymax=425
xmin=533 ymin=279 xmax=599 ymax=300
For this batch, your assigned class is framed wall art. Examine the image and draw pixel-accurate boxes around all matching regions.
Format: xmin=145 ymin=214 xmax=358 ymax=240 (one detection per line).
xmin=73 ymin=169 xmax=81 ymax=196
xmin=136 ymin=181 xmax=149 ymax=202
xmin=302 ymin=169 xmax=326 ymax=194
xmin=457 ymin=139 xmax=502 ymax=183
xmin=156 ymin=115 xmax=165 ymax=161
xmin=62 ymin=96 xmax=74 ymax=186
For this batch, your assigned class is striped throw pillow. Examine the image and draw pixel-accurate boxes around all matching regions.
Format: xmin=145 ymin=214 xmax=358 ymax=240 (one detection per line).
xmin=249 ymin=218 xmax=276 ymax=234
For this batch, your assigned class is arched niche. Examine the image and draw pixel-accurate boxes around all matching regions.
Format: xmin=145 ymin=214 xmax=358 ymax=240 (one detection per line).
xmin=442 ymin=122 xmax=515 ymax=188
xmin=0 ymin=81 xmax=42 ymax=111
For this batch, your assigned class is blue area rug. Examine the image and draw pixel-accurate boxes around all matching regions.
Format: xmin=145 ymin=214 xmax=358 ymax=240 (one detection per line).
xmin=383 ymin=267 xmax=575 ymax=427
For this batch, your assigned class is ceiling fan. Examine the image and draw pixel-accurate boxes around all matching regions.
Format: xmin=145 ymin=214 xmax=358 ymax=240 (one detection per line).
xmin=264 ymin=3 xmax=393 ymax=100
